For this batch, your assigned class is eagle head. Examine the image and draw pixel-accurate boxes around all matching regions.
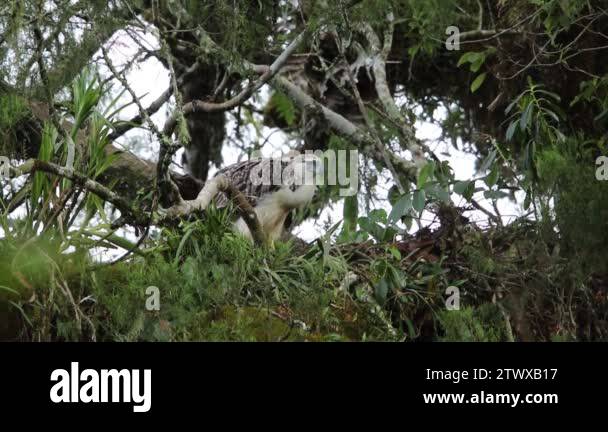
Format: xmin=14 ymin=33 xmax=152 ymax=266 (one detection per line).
xmin=231 ymin=152 xmax=323 ymax=243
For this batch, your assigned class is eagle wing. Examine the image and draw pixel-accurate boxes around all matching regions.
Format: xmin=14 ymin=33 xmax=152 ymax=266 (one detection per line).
xmin=212 ymin=158 xmax=283 ymax=208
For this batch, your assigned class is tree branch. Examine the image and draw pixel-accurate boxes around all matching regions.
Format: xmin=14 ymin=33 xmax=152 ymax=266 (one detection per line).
xmin=273 ymin=75 xmax=417 ymax=180
xmin=161 ymin=30 xmax=310 ymax=137
xmin=359 ymin=16 xmax=426 ymax=171
xmin=107 ymin=86 xmax=173 ymax=141
xmin=9 ymin=159 xmax=149 ymax=226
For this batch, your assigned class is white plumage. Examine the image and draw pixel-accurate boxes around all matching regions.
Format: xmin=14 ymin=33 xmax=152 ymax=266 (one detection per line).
xmin=233 ymin=183 xmax=316 ymax=242
xmin=213 ymin=153 xmax=321 ymax=242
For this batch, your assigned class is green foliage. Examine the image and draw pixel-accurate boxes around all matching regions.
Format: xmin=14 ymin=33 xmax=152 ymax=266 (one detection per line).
xmin=339 ymin=194 xmax=359 ymax=239
xmin=181 ymin=0 xmax=281 ymax=63
xmin=542 ymin=144 xmax=608 ymax=274
xmin=0 ymin=92 xmax=28 ymax=132
xmin=70 ymin=70 xmax=102 ymax=136
xmin=388 ymin=193 xmax=412 ymax=226
xmin=357 ymin=209 xmax=400 ymax=243
xmin=383 ymin=160 xmax=456 ymax=233
xmin=438 ymin=305 xmax=507 ymax=342
xmin=499 ymin=72 xmax=608 ymax=276
xmin=2 ymin=0 xmax=607 ymax=343
xmin=0 ymin=92 xmax=29 ymax=156
xmin=458 ymin=48 xmax=495 ymax=93
xmin=2 ymin=208 xmax=404 ymax=341
xmin=571 ymin=76 xmax=608 ymax=126
xmin=269 ymin=90 xmax=297 ymax=127
xmin=398 ymin=0 xmax=461 ymax=57
xmin=501 ymin=78 xmax=566 ymax=193
xmin=530 ymin=0 xmax=587 ymax=38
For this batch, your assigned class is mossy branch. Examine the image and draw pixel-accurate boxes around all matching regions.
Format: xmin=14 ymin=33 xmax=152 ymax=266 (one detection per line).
xmin=9 ymin=159 xmax=149 ymax=227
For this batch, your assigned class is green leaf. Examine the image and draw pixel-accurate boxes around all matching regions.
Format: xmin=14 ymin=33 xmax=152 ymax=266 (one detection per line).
xmin=457 ymin=51 xmax=479 ymax=67
xmin=485 ymin=166 xmax=499 ymax=187
xmin=520 ymin=103 xmax=533 ymax=130
xmin=374 ymin=277 xmax=389 ymax=304
xmin=358 ymin=217 xmax=385 ymax=242
xmin=454 ymin=180 xmax=475 ymax=201
xmin=425 ymin=183 xmax=451 ymax=203
xmin=342 ymin=195 xmax=359 ymax=234
xmin=436 ymin=188 xmax=451 ymax=203
xmin=535 ymin=89 xmax=561 ymax=102
xmin=402 ymin=215 xmax=413 ymax=230
xmin=272 ymin=91 xmax=296 ymax=126
xmin=383 ymin=227 xmax=398 ymax=242
xmin=479 ymin=149 xmax=497 ymax=172
xmin=387 ymin=185 xmax=401 ymax=205
xmin=408 ymin=45 xmax=420 ymax=58
xmin=470 ymin=73 xmax=487 ymax=93
xmin=470 ymin=58 xmax=484 ymax=73
xmin=457 ymin=51 xmax=489 ymax=73
xmin=453 ymin=180 xmax=471 ymax=195
xmin=505 ymin=93 xmax=525 ymax=114
xmin=388 ymin=194 xmax=412 ymax=224
xmin=368 ymin=209 xmax=387 ymax=224
xmin=506 ymin=121 xmax=518 ymax=141
xmin=413 ymin=190 xmax=426 ymax=213
xmin=483 ymin=190 xmax=509 ymax=200
xmin=594 ymin=109 xmax=608 ymax=123
xmin=389 ymin=246 xmax=402 ymax=260
xmin=417 ymin=161 xmax=435 ymax=188
xmin=543 ymin=109 xmax=560 ymax=123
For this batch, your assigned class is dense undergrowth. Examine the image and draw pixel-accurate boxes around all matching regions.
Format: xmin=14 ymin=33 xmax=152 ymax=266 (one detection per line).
xmin=2 ymin=202 xmax=606 ymax=342
xmin=0 ymin=207 xmax=395 ymax=341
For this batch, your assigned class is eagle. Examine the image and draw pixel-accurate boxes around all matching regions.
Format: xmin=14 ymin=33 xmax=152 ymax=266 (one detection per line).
xmin=176 ymin=152 xmax=322 ymax=243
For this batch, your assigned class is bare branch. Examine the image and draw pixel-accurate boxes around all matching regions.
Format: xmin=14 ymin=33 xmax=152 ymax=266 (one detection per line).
xmin=274 ymin=75 xmax=417 ymax=181
xmin=101 ymin=44 xmax=169 ymax=146
xmin=107 ymin=86 xmax=173 ymax=141
xmin=161 ymin=30 xmax=310 ymax=137
xmin=359 ymin=16 xmax=426 ymax=171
